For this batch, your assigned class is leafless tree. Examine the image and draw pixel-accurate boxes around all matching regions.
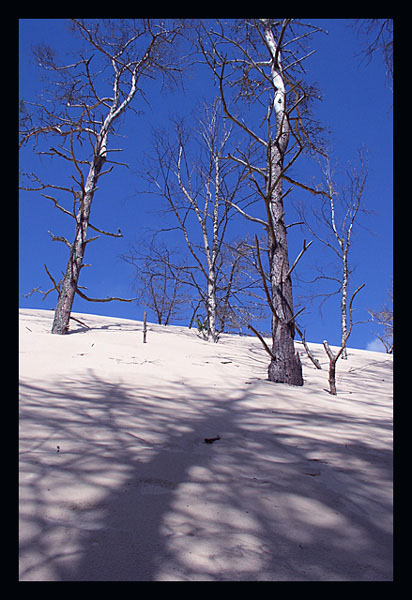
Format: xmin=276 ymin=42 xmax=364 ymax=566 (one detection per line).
xmin=122 ymin=238 xmax=189 ymax=325
xmin=197 ymin=19 xmax=326 ymax=384
xmin=297 ymin=148 xmax=369 ymax=358
xmin=225 ymin=231 xmax=320 ymax=368
xmin=215 ymin=236 xmax=271 ymax=334
xmin=145 ymin=100 xmax=247 ymax=342
xmin=369 ymin=283 xmax=393 ymax=353
xmin=19 ymin=19 xmax=183 ymax=334
xmin=323 ymin=283 xmax=365 ymax=395
xmin=351 ymin=19 xmax=393 ymax=86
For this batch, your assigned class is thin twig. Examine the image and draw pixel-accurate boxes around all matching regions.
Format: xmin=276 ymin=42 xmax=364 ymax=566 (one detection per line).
xmin=287 ymin=239 xmax=313 ymax=278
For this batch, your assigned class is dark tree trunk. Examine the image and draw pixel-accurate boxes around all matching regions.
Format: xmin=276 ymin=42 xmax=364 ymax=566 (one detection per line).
xmin=267 ymin=143 xmax=303 ymax=386
xmin=51 ymin=154 xmax=105 ymax=334
xmin=267 ymin=219 xmax=303 ymax=385
xmin=328 ymin=360 xmax=337 ymax=395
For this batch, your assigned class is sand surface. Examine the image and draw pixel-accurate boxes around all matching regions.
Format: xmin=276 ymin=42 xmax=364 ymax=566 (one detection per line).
xmin=19 ymin=308 xmax=393 ymax=581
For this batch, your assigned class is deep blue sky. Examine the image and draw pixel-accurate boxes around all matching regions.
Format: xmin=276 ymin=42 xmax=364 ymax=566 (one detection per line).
xmin=19 ymin=19 xmax=393 ymax=350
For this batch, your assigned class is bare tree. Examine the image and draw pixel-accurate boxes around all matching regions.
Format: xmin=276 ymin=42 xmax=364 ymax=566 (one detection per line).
xmin=122 ymin=238 xmax=188 ymax=325
xmin=197 ymin=19 xmax=326 ymax=384
xmin=369 ymin=283 xmax=393 ymax=353
xmin=227 ymin=231 xmax=320 ymax=368
xmin=145 ymin=100 xmax=246 ymax=342
xmin=19 ymin=19 xmax=183 ymax=334
xmin=351 ymin=19 xmax=393 ymax=85
xmin=215 ymin=236 xmax=271 ymax=334
xmin=297 ymin=148 xmax=368 ymax=358
xmin=323 ymin=283 xmax=365 ymax=395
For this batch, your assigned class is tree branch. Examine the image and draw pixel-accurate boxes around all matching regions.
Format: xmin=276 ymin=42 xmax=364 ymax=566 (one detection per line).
xmin=41 ymin=194 xmax=78 ymax=220
xmin=283 ymin=174 xmax=331 ymax=198
xmin=75 ymin=288 xmax=136 ymax=303
xmin=247 ymin=323 xmax=276 ymax=361
xmin=295 ymin=322 xmax=322 ymax=369
xmin=287 ymin=239 xmax=313 ymax=278
xmin=48 ymin=230 xmax=72 ymax=249
xmin=43 ymin=263 xmax=61 ymax=299
xmin=218 ymin=60 xmax=268 ymax=148
xmin=88 ymin=223 xmax=123 ymax=238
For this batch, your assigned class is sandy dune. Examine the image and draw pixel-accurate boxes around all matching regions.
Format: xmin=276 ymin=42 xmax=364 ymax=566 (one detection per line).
xmin=19 ymin=308 xmax=393 ymax=581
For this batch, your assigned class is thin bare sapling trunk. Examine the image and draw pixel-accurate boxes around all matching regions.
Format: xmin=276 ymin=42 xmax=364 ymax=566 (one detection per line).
xmin=176 ymin=144 xmax=220 ymax=342
xmin=143 ymin=311 xmax=147 ymax=343
xmin=323 ymin=283 xmax=365 ymax=394
xmin=297 ymin=151 xmax=368 ymax=359
xmin=175 ymin=106 xmax=232 ymax=343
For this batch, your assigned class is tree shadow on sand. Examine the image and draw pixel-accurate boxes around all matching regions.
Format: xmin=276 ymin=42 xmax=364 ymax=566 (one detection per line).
xmin=19 ymin=370 xmax=392 ymax=581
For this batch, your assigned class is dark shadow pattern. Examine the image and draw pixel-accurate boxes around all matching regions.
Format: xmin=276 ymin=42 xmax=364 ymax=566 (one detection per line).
xmin=19 ymin=361 xmax=393 ymax=581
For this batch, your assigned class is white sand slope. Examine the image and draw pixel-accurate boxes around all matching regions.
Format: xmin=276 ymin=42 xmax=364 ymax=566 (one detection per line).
xmin=19 ymin=308 xmax=393 ymax=581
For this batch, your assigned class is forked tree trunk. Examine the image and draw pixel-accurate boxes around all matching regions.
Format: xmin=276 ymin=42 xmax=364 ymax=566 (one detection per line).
xmin=323 ymin=340 xmax=339 ymax=395
xmin=323 ymin=283 xmax=365 ymax=394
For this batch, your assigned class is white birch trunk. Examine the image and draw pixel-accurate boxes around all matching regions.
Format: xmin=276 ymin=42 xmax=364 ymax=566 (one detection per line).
xmin=341 ymin=257 xmax=349 ymax=359
xmin=176 ymin=139 xmax=222 ymax=343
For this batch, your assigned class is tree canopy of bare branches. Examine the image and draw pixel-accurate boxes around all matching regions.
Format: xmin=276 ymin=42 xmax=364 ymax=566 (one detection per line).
xmin=196 ymin=19 xmax=326 ymax=383
xmin=296 ymin=148 xmax=369 ymax=358
xmin=122 ymin=237 xmax=189 ymax=326
xmin=143 ymin=100 xmax=251 ymax=342
xmin=369 ymin=283 xmax=393 ymax=353
xmin=19 ymin=18 xmax=184 ymax=334
xmin=351 ymin=19 xmax=393 ymax=85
